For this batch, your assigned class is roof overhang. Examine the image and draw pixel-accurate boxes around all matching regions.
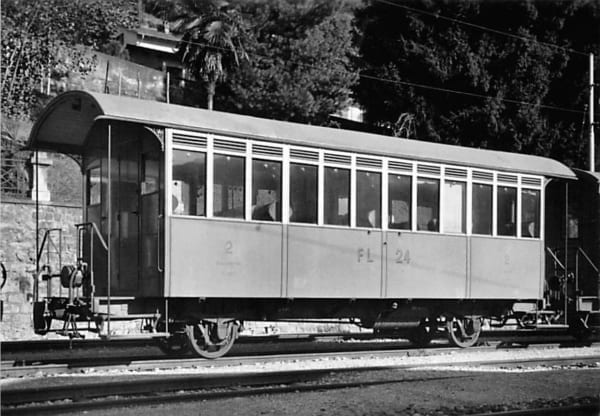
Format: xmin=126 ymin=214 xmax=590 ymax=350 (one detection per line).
xmin=28 ymin=91 xmax=104 ymax=155
xmin=28 ymin=91 xmax=577 ymax=180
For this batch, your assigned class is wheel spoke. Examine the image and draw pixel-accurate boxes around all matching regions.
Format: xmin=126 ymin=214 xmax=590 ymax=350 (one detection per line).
xmin=186 ymin=320 xmax=239 ymax=359
xmin=446 ymin=316 xmax=481 ymax=348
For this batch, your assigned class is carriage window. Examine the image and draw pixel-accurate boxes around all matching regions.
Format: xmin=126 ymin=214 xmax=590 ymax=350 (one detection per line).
xmin=324 ymin=167 xmax=350 ymax=226
xmin=417 ymin=178 xmax=439 ymax=231
xmin=252 ymin=160 xmax=282 ymax=221
xmin=356 ymin=171 xmax=381 ymax=228
xmin=213 ymin=154 xmax=245 ymax=218
xmin=472 ymin=183 xmax=492 ymax=235
xmin=172 ymin=149 xmax=206 ymax=216
xmin=443 ymin=180 xmax=466 ymax=233
xmin=521 ymin=189 xmax=540 ymax=238
xmin=290 ymin=163 xmax=317 ymax=224
xmin=142 ymin=155 xmax=159 ymax=195
xmin=87 ymin=167 xmax=101 ymax=206
xmin=497 ymin=186 xmax=517 ymax=236
xmin=388 ymin=174 xmax=411 ymax=230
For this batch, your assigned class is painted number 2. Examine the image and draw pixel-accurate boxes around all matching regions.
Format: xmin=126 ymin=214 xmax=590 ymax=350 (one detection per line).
xmin=224 ymin=241 xmax=233 ymax=254
xmin=396 ymin=249 xmax=411 ymax=264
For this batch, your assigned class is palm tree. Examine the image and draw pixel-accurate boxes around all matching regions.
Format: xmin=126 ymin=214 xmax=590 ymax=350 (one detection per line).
xmin=174 ymin=0 xmax=249 ymax=110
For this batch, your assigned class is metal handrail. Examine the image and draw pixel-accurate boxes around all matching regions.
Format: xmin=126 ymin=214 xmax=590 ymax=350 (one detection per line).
xmin=75 ymin=222 xmax=108 ymax=252
xmin=36 ymin=228 xmax=62 ymax=265
xmin=34 ymin=228 xmax=63 ymax=303
xmin=546 ymin=247 xmax=566 ymax=271
xmin=577 ymin=247 xmax=599 ymax=274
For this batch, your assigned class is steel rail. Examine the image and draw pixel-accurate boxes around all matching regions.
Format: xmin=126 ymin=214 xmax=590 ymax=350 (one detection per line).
xmin=2 ymin=355 xmax=599 ymax=415
xmin=3 ymin=352 xmax=600 ymax=403
xmin=2 ymin=334 xmax=597 ymax=378
xmin=467 ymin=404 xmax=599 ymax=416
xmin=0 ymin=345 xmax=462 ymax=378
xmin=1 ymin=328 xmax=589 ymax=353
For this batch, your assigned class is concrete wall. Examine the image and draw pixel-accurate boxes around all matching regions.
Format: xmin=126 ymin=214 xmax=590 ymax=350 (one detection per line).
xmin=0 ymin=199 xmax=81 ymax=340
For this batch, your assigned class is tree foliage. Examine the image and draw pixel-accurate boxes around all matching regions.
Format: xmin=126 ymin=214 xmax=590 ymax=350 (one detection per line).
xmin=1 ymin=0 xmax=138 ymax=121
xmin=152 ymin=0 xmax=361 ymax=124
xmin=354 ymin=0 xmax=599 ymax=168
xmin=220 ymin=0 xmax=360 ymax=125
xmin=158 ymin=0 xmax=250 ymax=110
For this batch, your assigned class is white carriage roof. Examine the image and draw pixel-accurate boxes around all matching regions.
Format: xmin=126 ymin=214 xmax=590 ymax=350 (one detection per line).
xmin=29 ymin=90 xmax=576 ymax=179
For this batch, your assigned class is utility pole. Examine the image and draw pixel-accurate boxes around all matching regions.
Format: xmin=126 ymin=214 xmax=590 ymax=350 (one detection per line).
xmin=590 ymin=53 xmax=596 ymax=172
xmin=138 ymin=0 xmax=143 ymax=28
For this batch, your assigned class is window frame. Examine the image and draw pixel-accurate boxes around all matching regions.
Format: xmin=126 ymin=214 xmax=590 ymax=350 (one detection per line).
xmin=170 ymin=147 xmax=207 ymax=217
xmin=165 ymin=129 xmax=544 ymax=240
xmin=289 ymin=161 xmax=319 ymax=225
xmin=354 ymin=154 xmax=384 ymax=230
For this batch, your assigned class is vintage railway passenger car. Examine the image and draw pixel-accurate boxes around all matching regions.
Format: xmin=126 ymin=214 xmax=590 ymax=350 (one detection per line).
xmin=29 ymin=91 xmax=600 ymax=357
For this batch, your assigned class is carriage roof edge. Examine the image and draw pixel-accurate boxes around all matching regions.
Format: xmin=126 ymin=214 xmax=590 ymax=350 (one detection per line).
xmin=27 ymin=90 xmax=577 ymax=180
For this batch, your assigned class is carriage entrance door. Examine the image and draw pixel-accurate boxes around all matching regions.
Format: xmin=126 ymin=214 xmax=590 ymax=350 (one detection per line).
xmin=114 ymin=137 xmax=141 ymax=294
xmin=111 ymin=126 xmax=163 ymax=296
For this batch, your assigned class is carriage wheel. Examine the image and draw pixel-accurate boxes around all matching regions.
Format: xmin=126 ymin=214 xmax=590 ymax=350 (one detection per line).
xmin=157 ymin=332 xmax=190 ymax=356
xmin=407 ymin=318 xmax=434 ymax=347
xmin=446 ymin=315 xmax=482 ymax=348
xmin=186 ymin=320 xmax=239 ymax=359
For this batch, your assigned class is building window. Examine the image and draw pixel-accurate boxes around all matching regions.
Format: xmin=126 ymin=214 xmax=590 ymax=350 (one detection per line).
xmin=443 ymin=180 xmax=466 ymax=233
xmin=171 ymin=149 xmax=206 ymax=216
xmin=521 ymin=189 xmax=540 ymax=238
xmin=417 ymin=178 xmax=439 ymax=231
xmin=356 ymin=171 xmax=381 ymax=228
xmin=213 ymin=154 xmax=245 ymax=218
xmin=252 ymin=159 xmax=282 ymax=221
xmin=497 ymin=186 xmax=517 ymax=236
xmin=290 ymin=163 xmax=317 ymax=224
xmin=472 ymin=183 xmax=492 ymax=235
xmin=324 ymin=167 xmax=350 ymax=226
xmin=87 ymin=167 xmax=101 ymax=206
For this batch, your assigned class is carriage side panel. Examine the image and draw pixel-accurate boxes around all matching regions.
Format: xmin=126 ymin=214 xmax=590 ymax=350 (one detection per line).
xmin=287 ymin=226 xmax=382 ymax=298
xmin=168 ymin=218 xmax=283 ymax=297
xmin=470 ymin=237 xmax=542 ymax=299
xmin=385 ymin=233 xmax=468 ymax=298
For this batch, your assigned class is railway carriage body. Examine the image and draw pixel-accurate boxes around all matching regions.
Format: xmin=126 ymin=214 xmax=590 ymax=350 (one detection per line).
xmin=29 ymin=91 xmax=599 ymax=356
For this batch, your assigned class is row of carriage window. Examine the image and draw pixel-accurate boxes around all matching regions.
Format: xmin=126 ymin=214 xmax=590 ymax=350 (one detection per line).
xmin=171 ymin=145 xmax=541 ymax=239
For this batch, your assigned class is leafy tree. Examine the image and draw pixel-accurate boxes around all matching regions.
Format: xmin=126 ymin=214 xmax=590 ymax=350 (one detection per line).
xmin=147 ymin=0 xmax=360 ymax=124
xmin=163 ymin=0 xmax=251 ymax=110
xmin=220 ymin=0 xmax=360 ymax=125
xmin=1 ymin=0 xmax=137 ymax=120
xmin=354 ymin=0 xmax=599 ymax=168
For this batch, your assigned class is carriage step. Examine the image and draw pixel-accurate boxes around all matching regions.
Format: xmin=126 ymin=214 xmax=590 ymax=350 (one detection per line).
xmin=100 ymin=333 xmax=171 ymax=340
xmin=534 ymin=324 xmax=570 ymax=330
xmin=97 ymin=313 xmax=160 ymax=321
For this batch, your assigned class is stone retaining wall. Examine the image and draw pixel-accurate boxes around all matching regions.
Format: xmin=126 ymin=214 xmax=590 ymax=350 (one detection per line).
xmin=0 ymin=199 xmax=81 ymax=340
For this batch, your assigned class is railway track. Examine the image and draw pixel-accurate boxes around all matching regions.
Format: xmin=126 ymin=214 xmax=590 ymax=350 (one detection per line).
xmin=2 ymin=350 xmax=599 ymax=415
xmin=2 ymin=328 xmax=594 ymax=363
xmin=2 ymin=330 xmax=597 ymax=377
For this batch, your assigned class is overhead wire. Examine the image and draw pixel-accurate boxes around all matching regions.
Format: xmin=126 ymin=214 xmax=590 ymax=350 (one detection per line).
xmin=372 ymin=0 xmax=589 ymax=57
xmin=176 ymin=36 xmax=587 ymax=115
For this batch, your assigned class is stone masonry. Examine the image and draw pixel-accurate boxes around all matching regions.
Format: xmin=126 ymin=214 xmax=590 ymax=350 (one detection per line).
xmin=0 ymin=199 xmax=81 ymax=340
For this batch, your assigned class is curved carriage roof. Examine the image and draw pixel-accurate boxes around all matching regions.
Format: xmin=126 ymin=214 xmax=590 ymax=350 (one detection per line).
xmin=29 ymin=90 xmax=576 ymax=179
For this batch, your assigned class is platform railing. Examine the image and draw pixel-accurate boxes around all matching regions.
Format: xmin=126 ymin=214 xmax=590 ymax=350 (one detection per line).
xmin=575 ymin=247 xmax=599 ymax=308
xmin=547 ymin=245 xmax=600 ymax=314
xmin=34 ymin=228 xmax=63 ymax=303
xmin=74 ymin=222 xmax=108 ymax=313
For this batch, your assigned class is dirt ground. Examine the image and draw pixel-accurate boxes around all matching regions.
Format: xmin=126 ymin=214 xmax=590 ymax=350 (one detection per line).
xmin=49 ymin=367 xmax=600 ymax=416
